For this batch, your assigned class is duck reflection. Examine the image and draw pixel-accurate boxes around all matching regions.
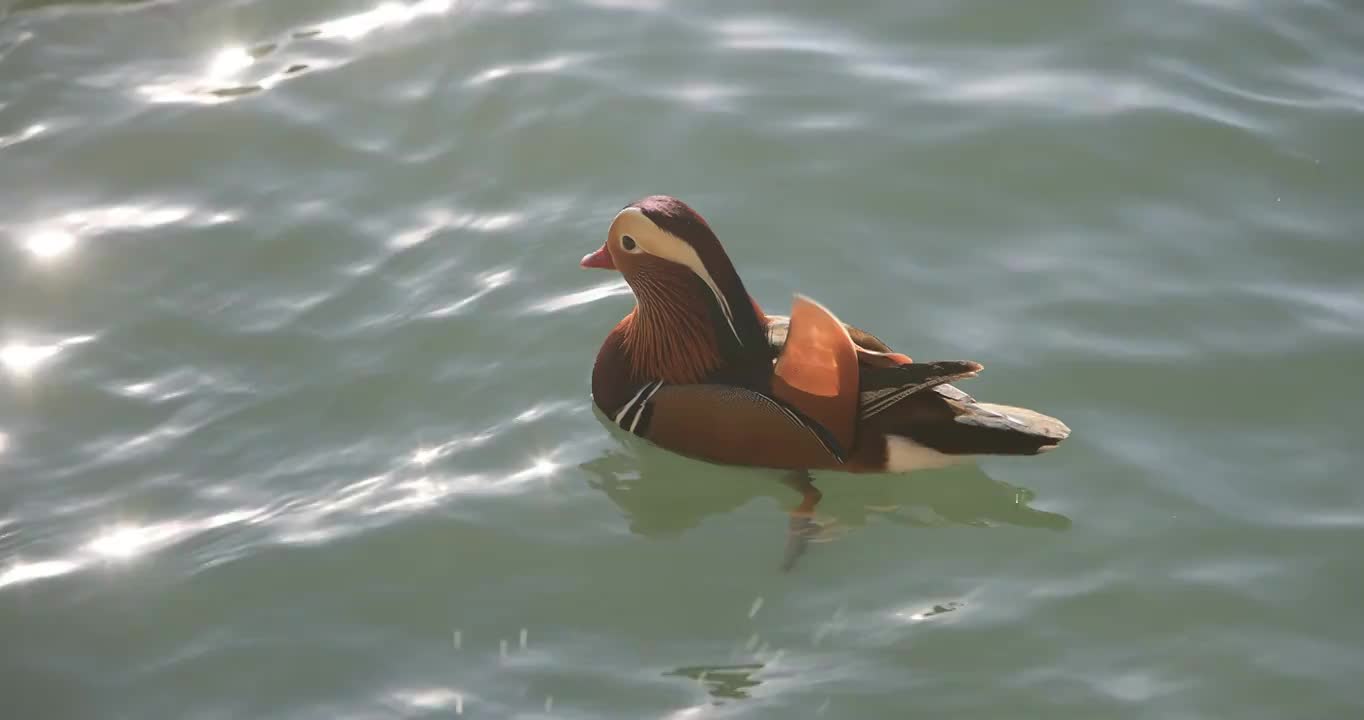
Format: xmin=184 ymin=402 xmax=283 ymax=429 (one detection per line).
xmin=581 ymin=443 xmax=1069 ymax=571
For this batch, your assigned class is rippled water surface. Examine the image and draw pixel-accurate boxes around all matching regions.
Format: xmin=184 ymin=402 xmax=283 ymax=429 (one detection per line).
xmin=3 ymin=0 xmax=1363 ymax=717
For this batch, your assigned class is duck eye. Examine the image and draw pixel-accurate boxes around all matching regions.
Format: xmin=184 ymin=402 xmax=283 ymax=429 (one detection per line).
xmin=621 ymin=234 xmax=638 ymax=251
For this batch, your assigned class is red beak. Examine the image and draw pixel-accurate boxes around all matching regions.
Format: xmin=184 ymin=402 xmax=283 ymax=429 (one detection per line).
xmin=580 ymin=243 xmax=616 ymax=270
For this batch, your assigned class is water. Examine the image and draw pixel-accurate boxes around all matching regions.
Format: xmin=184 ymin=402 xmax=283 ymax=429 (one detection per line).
xmin=3 ymin=0 xmax=1362 ymax=717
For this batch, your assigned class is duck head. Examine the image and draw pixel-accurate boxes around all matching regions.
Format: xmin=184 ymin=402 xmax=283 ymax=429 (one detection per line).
xmin=582 ymin=195 xmax=772 ymax=382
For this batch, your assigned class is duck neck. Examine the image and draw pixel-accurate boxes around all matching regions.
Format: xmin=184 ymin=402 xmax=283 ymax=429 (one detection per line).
xmin=621 ymin=270 xmax=769 ymax=385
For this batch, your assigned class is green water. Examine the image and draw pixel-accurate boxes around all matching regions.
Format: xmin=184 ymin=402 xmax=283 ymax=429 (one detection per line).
xmin=3 ymin=0 xmax=1362 ymax=717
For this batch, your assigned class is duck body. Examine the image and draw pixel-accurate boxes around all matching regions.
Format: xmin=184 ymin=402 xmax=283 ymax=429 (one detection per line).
xmin=584 ymin=195 xmax=1069 ymax=474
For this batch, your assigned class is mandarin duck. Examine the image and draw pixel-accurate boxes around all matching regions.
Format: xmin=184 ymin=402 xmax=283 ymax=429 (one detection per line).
xmin=582 ymin=195 xmax=1070 ymax=479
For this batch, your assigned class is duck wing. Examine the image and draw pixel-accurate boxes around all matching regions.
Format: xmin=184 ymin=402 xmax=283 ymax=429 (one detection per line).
xmin=858 ymin=362 xmax=983 ymax=419
xmin=762 ymin=311 xmax=1070 ymax=457
xmin=769 ymin=295 xmax=861 ymax=456
xmin=765 ymin=313 xmax=896 ymax=355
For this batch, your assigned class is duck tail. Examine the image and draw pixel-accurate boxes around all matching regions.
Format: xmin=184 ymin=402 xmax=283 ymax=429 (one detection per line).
xmin=938 ymin=402 xmax=1071 ymax=455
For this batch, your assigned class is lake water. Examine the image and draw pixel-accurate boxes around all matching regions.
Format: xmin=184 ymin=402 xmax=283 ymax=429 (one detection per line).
xmin=3 ymin=0 xmax=1362 ymax=717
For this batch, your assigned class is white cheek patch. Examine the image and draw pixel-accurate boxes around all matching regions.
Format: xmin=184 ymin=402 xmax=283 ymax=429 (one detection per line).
xmin=614 ymin=208 xmax=743 ymax=347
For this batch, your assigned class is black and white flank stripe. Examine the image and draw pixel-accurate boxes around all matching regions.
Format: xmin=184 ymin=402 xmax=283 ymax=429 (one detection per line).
xmin=614 ymin=380 xmax=663 ymax=436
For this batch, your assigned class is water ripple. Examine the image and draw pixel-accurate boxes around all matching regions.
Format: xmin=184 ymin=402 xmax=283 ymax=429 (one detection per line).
xmin=423 ymin=268 xmax=515 ymax=318
xmin=0 ymin=508 xmax=266 ymax=592
xmin=466 ymin=53 xmax=586 ymax=87
xmin=524 ymin=279 xmax=631 ymax=314
xmin=133 ymin=0 xmax=457 ymax=105
xmin=714 ymin=16 xmax=861 ymax=56
xmin=314 ymin=0 xmax=455 ymax=42
xmin=0 ymin=334 xmax=94 ymax=379
xmin=3 ymin=0 xmax=1362 ymax=716
xmin=0 ymin=559 xmax=80 ymax=590
xmin=15 ymin=203 xmax=235 ymax=264
xmin=389 ymin=207 xmax=525 ymax=250
xmin=0 ymin=122 xmax=46 ymax=149
xmin=137 ymin=46 xmax=312 ymax=106
xmin=388 ymin=687 xmax=463 ymax=713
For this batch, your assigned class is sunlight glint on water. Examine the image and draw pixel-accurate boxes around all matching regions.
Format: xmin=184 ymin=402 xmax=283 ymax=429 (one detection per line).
xmin=1 ymin=342 xmax=62 ymax=377
xmin=0 ymin=560 xmax=82 ymax=590
xmin=22 ymin=229 xmax=76 ymax=261
xmin=205 ymin=47 xmax=253 ymax=80
xmin=317 ymin=0 xmax=455 ymax=41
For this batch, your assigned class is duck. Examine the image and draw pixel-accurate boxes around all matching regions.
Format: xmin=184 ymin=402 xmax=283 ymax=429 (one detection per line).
xmin=582 ymin=195 xmax=1070 ymax=478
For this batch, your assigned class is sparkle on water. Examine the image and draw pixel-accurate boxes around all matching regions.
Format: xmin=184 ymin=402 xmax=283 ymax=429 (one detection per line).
xmin=390 ymin=209 xmax=524 ymax=249
xmin=392 ymin=688 xmax=463 ymax=712
xmin=0 ymin=123 xmax=47 ymax=149
xmin=525 ymin=279 xmax=632 ymax=314
xmin=424 ymin=269 xmax=515 ymax=317
xmin=17 ymin=205 xmax=229 ymax=263
xmin=63 ymin=204 xmax=193 ymax=230
xmin=206 ymin=46 xmax=253 ymax=79
xmin=466 ymin=54 xmax=582 ymax=87
xmin=1 ymin=335 xmax=95 ymax=377
xmin=318 ymin=0 xmax=455 ymax=41
xmin=406 ymin=432 xmax=493 ymax=469
xmin=514 ymin=457 xmax=558 ymax=481
xmin=0 ymin=342 xmax=62 ymax=376
xmin=23 ymin=229 xmax=76 ymax=260
xmin=513 ymin=402 xmax=561 ymax=423
xmin=411 ymin=447 xmax=440 ymax=466
xmin=134 ymin=1 xmax=462 ymax=104
xmin=87 ymin=523 xmax=182 ymax=559
xmin=83 ymin=512 xmax=262 ymax=561
xmin=0 ymin=560 xmax=83 ymax=590
xmin=141 ymin=43 xmax=276 ymax=104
